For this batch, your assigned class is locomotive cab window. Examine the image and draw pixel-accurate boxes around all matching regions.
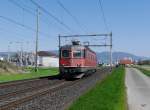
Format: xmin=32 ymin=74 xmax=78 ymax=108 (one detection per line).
xmin=73 ymin=50 xmax=84 ymax=58
xmin=62 ymin=50 xmax=70 ymax=58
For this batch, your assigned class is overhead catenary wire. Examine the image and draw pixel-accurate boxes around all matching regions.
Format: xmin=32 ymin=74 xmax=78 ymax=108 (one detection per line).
xmin=0 ymin=22 xmax=40 ymax=42
xmin=30 ymin=0 xmax=74 ymax=33
xmin=18 ymin=0 xmax=36 ymax=11
xmin=19 ymin=0 xmax=67 ymax=32
xmin=8 ymin=0 xmax=36 ymax=16
xmin=98 ymin=0 xmax=110 ymax=32
xmin=0 ymin=15 xmax=34 ymax=31
xmin=57 ymin=0 xmax=88 ymax=34
xmin=0 ymin=26 xmax=27 ymax=41
xmin=8 ymin=0 xmax=51 ymax=29
xmin=0 ymin=15 xmax=52 ymax=39
xmin=8 ymin=0 xmax=61 ymax=32
xmin=98 ymin=0 xmax=112 ymax=66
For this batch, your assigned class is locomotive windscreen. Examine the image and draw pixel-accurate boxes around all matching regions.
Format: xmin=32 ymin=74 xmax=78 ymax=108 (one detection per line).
xmin=73 ymin=50 xmax=84 ymax=58
xmin=62 ymin=50 xmax=70 ymax=58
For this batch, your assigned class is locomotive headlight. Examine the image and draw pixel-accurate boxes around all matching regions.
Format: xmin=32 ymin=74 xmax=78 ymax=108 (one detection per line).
xmin=77 ymin=64 xmax=81 ymax=67
xmin=60 ymin=64 xmax=65 ymax=66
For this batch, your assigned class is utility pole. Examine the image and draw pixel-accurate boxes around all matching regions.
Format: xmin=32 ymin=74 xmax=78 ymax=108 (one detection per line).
xmin=58 ymin=34 xmax=61 ymax=74
xmin=25 ymin=41 xmax=29 ymax=66
xmin=7 ymin=45 xmax=10 ymax=62
xmin=7 ymin=42 xmax=12 ymax=63
xmin=15 ymin=41 xmax=22 ymax=66
xmin=35 ymin=8 xmax=39 ymax=72
xmin=20 ymin=42 xmax=23 ymax=67
xmin=110 ymin=32 xmax=112 ymax=67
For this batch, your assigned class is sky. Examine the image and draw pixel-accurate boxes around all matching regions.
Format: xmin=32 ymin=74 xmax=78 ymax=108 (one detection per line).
xmin=0 ymin=0 xmax=150 ymax=57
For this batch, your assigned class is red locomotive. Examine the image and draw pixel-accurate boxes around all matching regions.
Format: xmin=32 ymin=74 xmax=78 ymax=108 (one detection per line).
xmin=59 ymin=41 xmax=97 ymax=79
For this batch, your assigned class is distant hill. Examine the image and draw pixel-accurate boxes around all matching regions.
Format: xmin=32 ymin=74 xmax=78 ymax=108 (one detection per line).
xmin=50 ymin=50 xmax=59 ymax=56
xmin=0 ymin=52 xmax=8 ymax=58
xmin=97 ymin=52 xmax=149 ymax=63
xmin=0 ymin=52 xmax=16 ymax=58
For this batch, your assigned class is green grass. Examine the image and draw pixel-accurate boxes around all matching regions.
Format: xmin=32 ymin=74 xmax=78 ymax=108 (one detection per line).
xmin=136 ymin=66 xmax=150 ymax=76
xmin=69 ymin=66 xmax=126 ymax=110
xmin=0 ymin=67 xmax=58 ymax=83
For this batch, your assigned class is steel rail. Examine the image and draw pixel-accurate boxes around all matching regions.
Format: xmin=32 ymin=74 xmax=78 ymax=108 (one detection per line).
xmin=0 ymin=81 xmax=68 ymax=110
xmin=0 ymin=80 xmax=60 ymax=100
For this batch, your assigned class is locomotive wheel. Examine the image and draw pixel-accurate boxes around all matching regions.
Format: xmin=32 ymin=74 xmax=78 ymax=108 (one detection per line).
xmin=58 ymin=73 xmax=64 ymax=80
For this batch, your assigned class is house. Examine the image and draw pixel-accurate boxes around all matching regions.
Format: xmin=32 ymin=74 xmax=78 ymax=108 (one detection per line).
xmin=119 ymin=58 xmax=133 ymax=65
xmin=37 ymin=51 xmax=59 ymax=67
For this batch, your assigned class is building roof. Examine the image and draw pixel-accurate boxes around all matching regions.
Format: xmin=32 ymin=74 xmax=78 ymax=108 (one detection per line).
xmin=119 ymin=59 xmax=133 ymax=65
xmin=37 ymin=51 xmax=57 ymax=57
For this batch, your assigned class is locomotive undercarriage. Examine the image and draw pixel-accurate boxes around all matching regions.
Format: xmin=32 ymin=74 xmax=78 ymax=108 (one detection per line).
xmin=59 ymin=67 xmax=96 ymax=79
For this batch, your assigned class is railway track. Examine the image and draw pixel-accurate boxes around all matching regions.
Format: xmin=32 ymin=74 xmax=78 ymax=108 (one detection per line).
xmin=0 ymin=76 xmax=59 ymax=96
xmin=0 ymin=67 xmax=111 ymax=110
xmin=0 ymin=78 xmax=43 ymax=88
xmin=0 ymin=75 xmax=59 ymax=89
xmin=0 ymin=80 xmax=60 ymax=100
xmin=0 ymin=80 xmax=70 ymax=110
xmin=0 ymin=76 xmax=63 ymax=109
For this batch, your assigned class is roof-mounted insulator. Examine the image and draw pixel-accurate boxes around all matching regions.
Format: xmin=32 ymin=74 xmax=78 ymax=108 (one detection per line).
xmin=72 ymin=40 xmax=80 ymax=45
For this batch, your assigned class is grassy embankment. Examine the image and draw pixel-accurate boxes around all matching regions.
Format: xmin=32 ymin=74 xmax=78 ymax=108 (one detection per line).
xmin=135 ymin=65 xmax=150 ymax=76
xmin=69 ymin=66 xmax=126 ymax=110
xmin=0 ymin=67 xmax=58 ymax=83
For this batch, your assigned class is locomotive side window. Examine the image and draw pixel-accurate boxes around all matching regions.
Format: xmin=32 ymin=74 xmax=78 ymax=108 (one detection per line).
xmin=73 ymin=50 xmax=84 ymax=58
xmin=84 ymin=49 xmax=86 ymax=58
xmin=62 ymin=50 xmax=70 ymax=58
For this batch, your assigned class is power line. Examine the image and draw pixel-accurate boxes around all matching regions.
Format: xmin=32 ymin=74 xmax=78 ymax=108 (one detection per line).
xmin=0 ymin=15 xmax=34 ymax=31
xmin=18 ymin=0 xmax=36 ymax=11
xmin=8 ymin=0 xmax=48 ymax=25
xmin=0 ymin=27 xmax=27 ymax=40
xmin=30 ymin=0 xmax=74 ymax=33
xmin=0 ymin=15 xmax=52 ymax=38
xmin=18 ymin=0 xmax=67 ymax=33
xmin=98 ymin=0 xmax=109 ymax=32
xmin=8 ymin=0 xmax=36 ymax=16
xmin=57 ymin=0 xmax=88 ymax=33
xmin=8 ymin=0 xmax=61 ymax=34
